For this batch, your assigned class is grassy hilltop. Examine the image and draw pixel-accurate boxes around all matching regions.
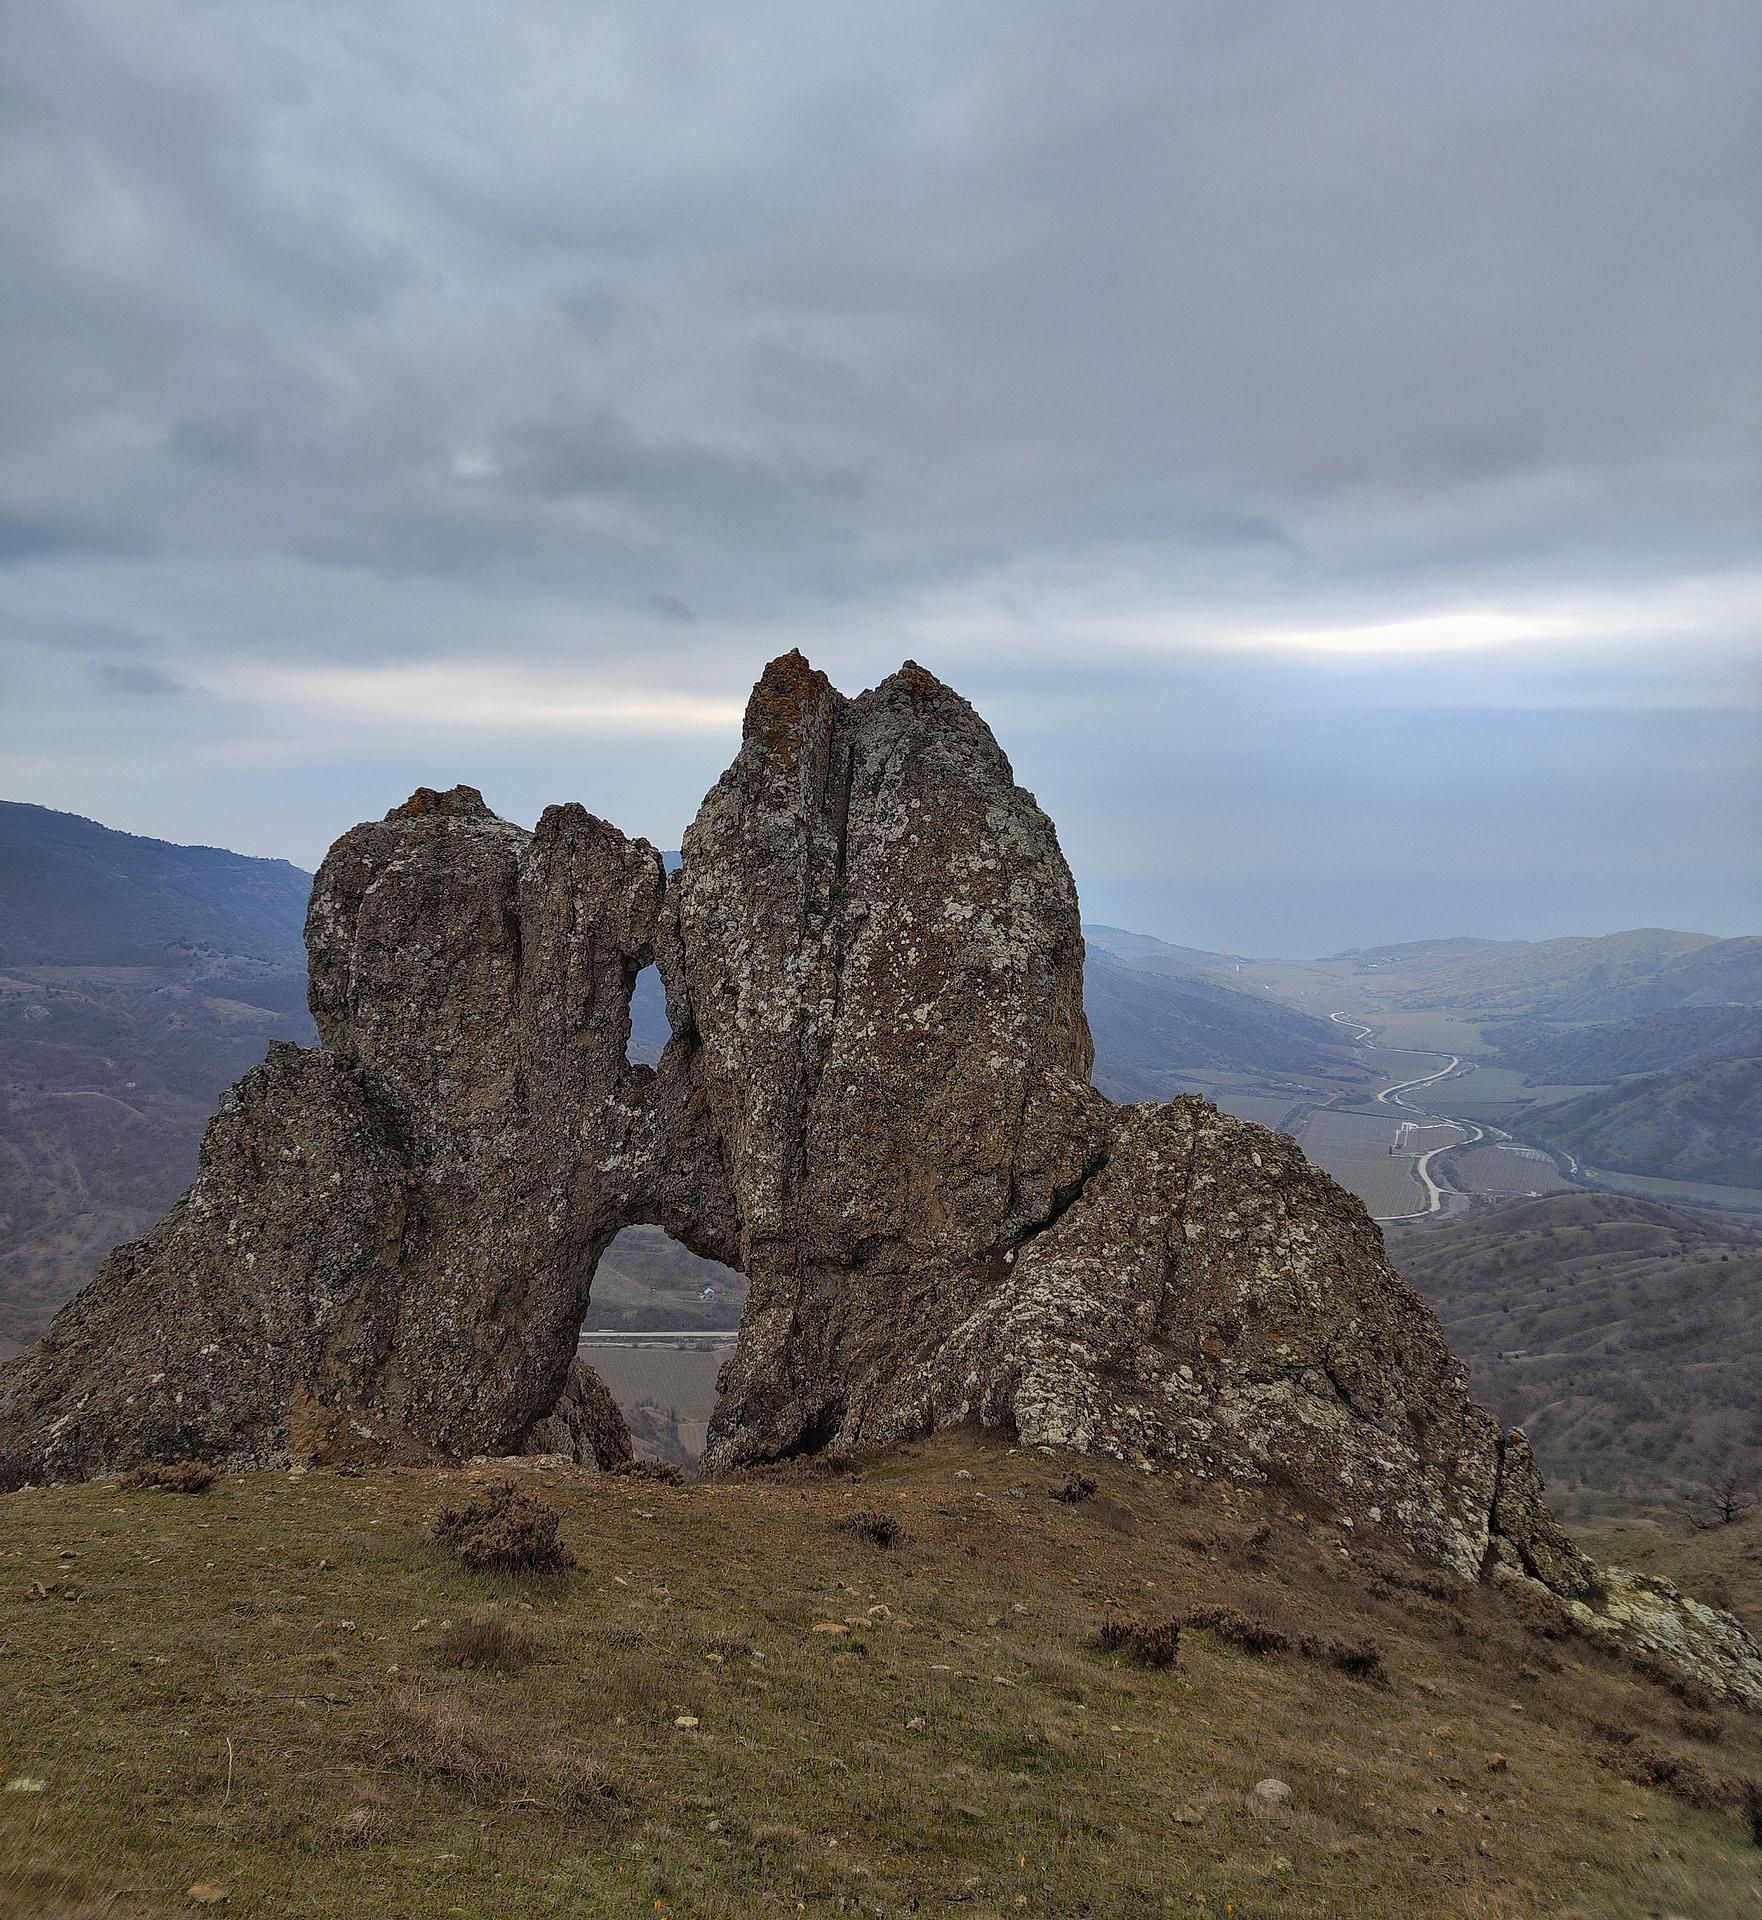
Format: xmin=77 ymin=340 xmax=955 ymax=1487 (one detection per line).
xmin=5 ymin=1435 xmax=1762 ymax=1920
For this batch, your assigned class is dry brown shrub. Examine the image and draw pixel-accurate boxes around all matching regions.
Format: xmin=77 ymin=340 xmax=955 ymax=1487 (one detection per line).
xmin=1324 ymin=1638 xmax=1389 ymax=1684
xmin=1184 ymin=1604 xmax=1289 ymax=1656
xmin=431 ymin=1479 xmax=574 ymax=1574
xmin=378 ymin=1682 xmax=624 ymax=1822
xmin=1606 ymin=1740 xmax=1725 ymax=1811
xmin=609 ymin=1459 xmax=686 ymax=1485
xmin=1096 ymin=1615 xmax=1180 ymax=1669
xmin=841 ymin=1509 xmax=905 ymax=1549
xmin=1498 ymin=1580 xmax=1578 ymax=1642
xmin=1627 ymin=1649 xmax=1721 ymax=1711
xmin=438 ymin=1606 xmax=540 ymax=1674
xmin=122 ymin=1459 xmax=219 ymax=1494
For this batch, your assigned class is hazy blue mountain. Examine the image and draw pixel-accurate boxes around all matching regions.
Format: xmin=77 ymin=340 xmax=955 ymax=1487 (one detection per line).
xmin=0 ymin=800 xmax=311 ymax=971
xmin=1083 ymin=943 xmax=1355 ymax=1098
xmin=0 ymin=803 xmax=318 ymax=1355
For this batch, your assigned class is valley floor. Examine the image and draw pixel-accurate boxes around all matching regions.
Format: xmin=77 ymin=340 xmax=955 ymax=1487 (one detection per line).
xmin=4 ymin=1435 xmax=1762 ymax=1919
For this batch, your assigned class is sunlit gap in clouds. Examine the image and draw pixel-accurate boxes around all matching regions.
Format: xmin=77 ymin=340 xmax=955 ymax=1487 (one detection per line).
xmin=910 ymin=570 xmax=1762 ymax=668
xmin=219 ymin=662 xmax=748 ymax=733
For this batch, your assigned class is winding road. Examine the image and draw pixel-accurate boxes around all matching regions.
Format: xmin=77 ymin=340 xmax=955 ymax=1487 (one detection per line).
xmin=1327 ymin=1012 xmax=1485 ymax=1219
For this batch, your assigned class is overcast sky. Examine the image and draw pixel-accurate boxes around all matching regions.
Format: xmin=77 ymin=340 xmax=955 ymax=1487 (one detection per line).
xmin=2 ymin=2 xmax=1758 ymax=955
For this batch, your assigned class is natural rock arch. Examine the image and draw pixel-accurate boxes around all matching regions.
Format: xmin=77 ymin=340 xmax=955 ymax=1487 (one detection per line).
xmin=3 ymin=652 xmax=1759 ymax=1702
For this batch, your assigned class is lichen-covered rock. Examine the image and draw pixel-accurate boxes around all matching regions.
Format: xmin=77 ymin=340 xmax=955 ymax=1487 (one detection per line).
xmin=517 ymin=1358 xmax=634 ymax=1469
xmin=676 ymin=656 xmax=1110 ymax=1467
xmin=0 ymin=787 xmax=730 ymax=1485
xmin=2 ymin=653 xmax=1757 ymax=1702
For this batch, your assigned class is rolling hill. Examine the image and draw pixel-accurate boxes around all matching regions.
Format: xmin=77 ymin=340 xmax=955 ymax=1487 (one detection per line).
xmin=0 ymin=803 xmax=319 ymax=1357
xmin=0 ymin=800 xmax=313 ymax=970
xmin=1334 ymin=927 xmax=1762 ymax=1020
xmin=1082 ymin=927 xmax=1360 ymax=1099
xmin=1390 ymin=1193 xmax=1762 ymax=1521
xmin=9 ymin=1434 xmax=1762 ymax=1919
xmin=1512 ymin=1057 xmax=1762 ymax=1190
xmin=1489 ymin=1006 xmax=1762 ymax=1083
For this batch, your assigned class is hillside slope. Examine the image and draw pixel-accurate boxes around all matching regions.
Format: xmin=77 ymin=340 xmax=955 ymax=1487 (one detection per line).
xmin=0 ymin=805 xmax=318 ymax=1356
xmin=1332 ymin=927 xmax=1762 ymax=1021
xmin=0 ymin=801 xmax=312 ymax=969
xmin=1513 ymin=1057 xmax=1762 ymax=1189
xmin=6 ymin=1435 xmax=1762 ymax=1920
xmin=1083 ymin=941 xmax=1358 ymax=1099
xmin=1390 ymin=1193 xmax=1762 ymax=1520
xmin=1490 ymin=1006 xmax=1762 ymax=1082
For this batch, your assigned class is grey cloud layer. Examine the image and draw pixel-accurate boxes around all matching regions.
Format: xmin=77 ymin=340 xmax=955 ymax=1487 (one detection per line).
xmin=1 ymin=1 xmax=1757 ymax=947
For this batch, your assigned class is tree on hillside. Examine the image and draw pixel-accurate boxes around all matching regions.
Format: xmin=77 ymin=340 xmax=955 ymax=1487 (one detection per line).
xmin=1684 ymin=1470 xmax=1758 ymax=1531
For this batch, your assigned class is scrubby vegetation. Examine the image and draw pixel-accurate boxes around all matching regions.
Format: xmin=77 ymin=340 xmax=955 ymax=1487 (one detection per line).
xmin=1096 ymin=1613 xmax=1181 ymax=1668
xmin=839 ymin=1509 xmax=905 ymax=1549
xmin=121 ymin=1459 xmax=219 ymax=1494
xmin=1392 ymin=1192 xmax=1762 ymax=1519
xmin=430 ymin=1478 xmax=575 ymax=1574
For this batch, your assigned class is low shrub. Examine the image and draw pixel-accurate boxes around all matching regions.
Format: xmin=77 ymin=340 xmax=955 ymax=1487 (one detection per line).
xmin=1184 ymin=1605 xmax=1289 ymax=1656
xmin=1052 ymin=1474 xmax=1098 ymax=1504
xmin=1096 ymin=1615 xmax=1180 ymax=1669
xmin=431 ymin=1480 xmax=575 ymax=1575
xmin=1608 ymin=1741 xmax=1724 ymax=1812
xmin=122 ymin=1459 xmax=219 ymax=1494
xmin=841 ymin=1510 xmax=905 ymax=1549
xmin=609 ymin=1459 xmax=686 ymax=1485
xmin=1325 ymin=1638 xmax=1389 ymax=1684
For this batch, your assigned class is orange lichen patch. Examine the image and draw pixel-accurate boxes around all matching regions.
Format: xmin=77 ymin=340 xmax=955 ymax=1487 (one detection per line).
xmin=741 ymin=650 xmax=834 ymax=768
xmin=388 ymin=785 xmax=491 ymax=821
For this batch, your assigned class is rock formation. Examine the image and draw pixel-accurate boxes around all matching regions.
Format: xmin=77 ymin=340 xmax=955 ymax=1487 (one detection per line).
xmin=2 ymin=653 xmax=1757 ymax=1701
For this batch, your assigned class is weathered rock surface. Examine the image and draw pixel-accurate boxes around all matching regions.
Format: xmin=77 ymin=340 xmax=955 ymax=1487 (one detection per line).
xmin=2 ymin=653 xmax=1757 ymax=1701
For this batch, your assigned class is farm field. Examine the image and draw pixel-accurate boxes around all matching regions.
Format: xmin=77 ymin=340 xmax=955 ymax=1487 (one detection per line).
xmin=1309 ymin=1152 xmax=1429 ymax=1219
xmin=1204 ymin=1090 xmax=1301 ymax=1131
xmin=1579 ymin=1164 xmax=1762 ymax=1218
xmin=1348 ymin=1007 xmax=1493 ymax=1056
xmin=581 ymin=1340 xmax=726 ymax=1464
xmin=1295 ymin=1108 xmax=1401 ymax=1154
xmin=1447 ymin=1144 xmax=1571 ymax=1196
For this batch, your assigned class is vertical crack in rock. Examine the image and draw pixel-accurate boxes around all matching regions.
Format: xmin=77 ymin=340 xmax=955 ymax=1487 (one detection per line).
xmin=2 ymin=654 xmax=1758 ymax=1703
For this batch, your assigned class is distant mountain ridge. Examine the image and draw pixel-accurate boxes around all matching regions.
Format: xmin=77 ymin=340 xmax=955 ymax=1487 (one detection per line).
xmin=1491 ymin=1006 xmax=1762 ymax=1083
xmin=1334 ymin=925 xmax=1761 ymax=1020
xmin=0 ymin=802 xmax=319 ymax=1357
xmin=1081 ymin=923 xmax=1359 ymax=1096
xmin=0 ymin=801 xmax=311 ymax=969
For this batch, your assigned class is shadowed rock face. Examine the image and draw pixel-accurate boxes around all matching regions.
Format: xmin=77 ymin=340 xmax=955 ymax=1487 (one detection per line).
xmin=2 ymin=654 xmax=1758 ymax=1701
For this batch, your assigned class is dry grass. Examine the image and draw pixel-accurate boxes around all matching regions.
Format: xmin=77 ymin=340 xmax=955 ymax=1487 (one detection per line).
xmin=1095 ymin=1613 xmax=1181 ymax=1668
xmin=377 ymin=1680 xmax=626 ymax=1823
xmin=436 ymin=1604 xmax=542 ymax=1674
xmin=4 ymin=1435 xmax=1762 ymax=1918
